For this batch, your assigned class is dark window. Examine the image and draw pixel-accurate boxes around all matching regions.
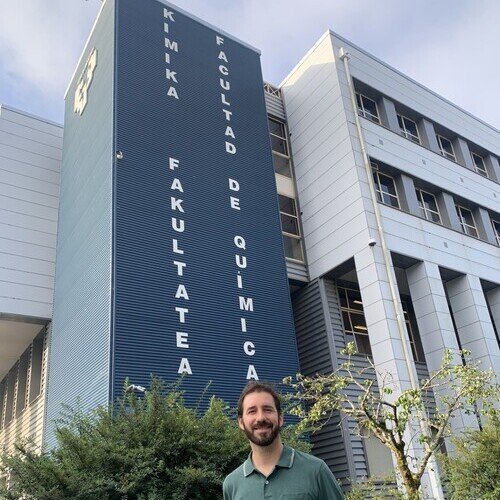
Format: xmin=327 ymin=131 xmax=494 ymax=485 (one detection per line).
xmin=471 ymin=152 xmax=488 ymax=178
xmin=278 ymin=195 xmax=304 ymax=261
xmin=338 ymin=286 xmax=372 ymax=356
xmin=356 ymin=93 xmax=380 ymax=124
xmin=397 ymin=114 xmax=420 ymax=144
xmin=437 ymin=135 xmax=456 ymax=162
xmin=456 ymin=205 xmax=478 ymax=238
xmin=269 ymin=117 xmax=292 ymax=177
xmin=372 ymin=168 xmax=400 ymax=208
xmin=402 ymin=299 xmax=425 ymax=362
xmin=492 ymin=219 xmax=500 ymax=246
xmin=29 ymin=330 xmax=45 ymax=403
xmin=416 ymin=189 xmax=441 ymax=223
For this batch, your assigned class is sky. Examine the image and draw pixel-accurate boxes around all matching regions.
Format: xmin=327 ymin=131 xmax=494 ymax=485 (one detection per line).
xmin=0 ymin=0 xmax=499 ymax=129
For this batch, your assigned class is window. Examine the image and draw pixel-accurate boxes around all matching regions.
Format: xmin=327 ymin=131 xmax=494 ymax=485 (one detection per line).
xmin=397 ymin=114 xmax=420 ymax=144
xmin=338 ymin=286 xmax=372 ymax=356
xmin=492 ymin=219 xmax=500 ymax=246
xmin=372 ymin=167 xmax=400 ymax=208
xmin=356 ymin=93 xmax=380 ymax=124
xmin=471 ymin=152 xmax=489 ymax=178
xmin=29 ymin=330 xmax=45 ymax=403
xmin=456 ymin=205 xmax=478 ymax=238
xmin=278 ymin=195 xmax=304 ymax=261
xmin=402 ymin=299 xmax=425 ymax=363
xmin=268 ymin=117 xmax=292 ymax=177
xmin=436 ymin=135 xmax=456 ymax=161
xmin=415 ymin=189 xmax=441 ymax=223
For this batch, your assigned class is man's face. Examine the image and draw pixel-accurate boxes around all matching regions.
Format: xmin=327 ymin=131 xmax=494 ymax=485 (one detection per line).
xmin=238 ymin=391 xmax=284 ymax=447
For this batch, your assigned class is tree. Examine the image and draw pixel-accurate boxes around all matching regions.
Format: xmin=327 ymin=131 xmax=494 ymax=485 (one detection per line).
xmin=284 ymin=344 xmax=499 ymax=500
xmin=0 ymin=379 xmax=307 ymax=499
xmin=442 ymin=413 xmax=500 ymax=499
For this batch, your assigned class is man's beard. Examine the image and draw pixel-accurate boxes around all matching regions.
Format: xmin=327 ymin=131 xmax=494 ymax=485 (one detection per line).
xmin=242 ymin=420 xmax=280 ymax=447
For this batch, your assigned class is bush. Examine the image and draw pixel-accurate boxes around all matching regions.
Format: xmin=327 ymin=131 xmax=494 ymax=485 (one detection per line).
xmin=0 ymin=379 xmax=308 ymax=499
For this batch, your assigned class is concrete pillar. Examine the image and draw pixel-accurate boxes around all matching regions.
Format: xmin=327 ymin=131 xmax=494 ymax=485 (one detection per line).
xmin=452 ymin=137 xmax=475 ymax=171
xmin=484 ymin=154 xmax=500 ymax=182
xmin=406 ymin=261 xmax=478 ymax=433
xmin=473 ymin=207 xmax=496 ymax=244
xmin=395 ymin=173 xmax=420 ymax=216
xmin=436 ymin=192 xmax=461 ymax=231
xmin=377 ymin=97 xmax=400 ymax=133
xmin=355 ymin=246 xmax=440 ymax=499
xmin=485 ymin=287 xmax=500 ymax=344
xmin=446 ymin=275 xmax=500 ymax=373
xmin=417 ymin=118 xmax=440 ymax=153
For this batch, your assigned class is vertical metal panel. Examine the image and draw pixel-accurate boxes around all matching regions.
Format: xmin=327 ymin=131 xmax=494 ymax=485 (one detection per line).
xmin=44 ymin=0 xmax=115 ymax=448
xmin=112 ymin=0 xmax=299 ymax=406
xmin=291 ymin=279 xmax=353 ymax=486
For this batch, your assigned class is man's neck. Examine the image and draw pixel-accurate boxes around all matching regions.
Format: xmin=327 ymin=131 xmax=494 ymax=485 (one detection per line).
xmin=250 ymin=437 xmax=284 ymax=477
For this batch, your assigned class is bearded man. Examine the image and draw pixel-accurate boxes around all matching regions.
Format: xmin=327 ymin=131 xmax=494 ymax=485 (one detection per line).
xmin=223 ymin=381 xmax=344 ymax=499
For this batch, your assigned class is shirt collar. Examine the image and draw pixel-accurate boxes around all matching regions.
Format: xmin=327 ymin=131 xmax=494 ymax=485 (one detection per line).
xmin=243 ymin=445 xmax=295 ymax=477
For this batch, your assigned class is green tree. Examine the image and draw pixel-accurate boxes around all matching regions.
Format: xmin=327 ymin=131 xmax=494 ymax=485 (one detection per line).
xmin=0 ymin=379 xmax=307 ymax=499
xmin=442 ymin=414 xmax=500 ymax=499
xmin=284 ymin=345 xmax=499 ymax=500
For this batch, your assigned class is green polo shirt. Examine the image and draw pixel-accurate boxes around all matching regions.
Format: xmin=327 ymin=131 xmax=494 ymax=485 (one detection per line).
xmin=223 ymin=445 xmax=344 ymax=499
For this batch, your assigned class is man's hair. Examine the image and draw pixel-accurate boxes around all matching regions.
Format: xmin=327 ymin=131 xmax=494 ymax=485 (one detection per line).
xmin=237 ymin=381 xmax=282 ymax=417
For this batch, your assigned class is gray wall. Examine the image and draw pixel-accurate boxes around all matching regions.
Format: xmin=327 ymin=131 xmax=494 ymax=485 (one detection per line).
xmin=44 ymin=0 xmax=115 ymax=448
xmin=0 ymin=105 xmax=62 ymax=319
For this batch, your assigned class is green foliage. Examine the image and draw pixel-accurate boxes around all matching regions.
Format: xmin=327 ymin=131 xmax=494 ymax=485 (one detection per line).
xmin=284 ymin=344 xmax=500 ymax=499
xmin=0 ymin=378 xmax=308 ymax=500
xmin=345 ymin=475 xmax=404 ymax=500
xmin=442 ymin=414 xmax=500 ymax=500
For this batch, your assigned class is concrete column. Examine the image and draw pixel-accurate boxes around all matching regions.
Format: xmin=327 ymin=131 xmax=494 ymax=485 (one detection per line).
xmin=355 ymin=247 xmax=440 ymax=498
xmin=452 ymin=137 xmax=475 ymax=171
xmin=406 ymin=261 xmax=477 ymax=433
xmin=436 ymin=192 xmax=461 ymax=231
xmin=377 ymin=97 xmax=400 ymax=133
xmin=446 ymin=274 xmax=500 ymax=373
xmin=485 ymin=287 xmax=500 ymax=344
xmin=395 ymin=173 xmax=420 ymax=216
xmin=417 ymin=118 xmax=440 ymax=153
xmin=484 ymin=154 xmax=500 ymax=182
xmin=473 ymin=207 xmax=496 ymax=244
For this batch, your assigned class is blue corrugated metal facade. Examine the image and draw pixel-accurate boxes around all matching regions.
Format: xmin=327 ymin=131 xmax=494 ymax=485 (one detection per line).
xmin=45 ymin=0 xmax=299 ymax=445
xmin=111 ymin=0 xmax=299 ymax=405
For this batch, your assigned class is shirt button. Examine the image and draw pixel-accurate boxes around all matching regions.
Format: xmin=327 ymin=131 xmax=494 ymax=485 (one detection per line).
xmin=265 ymin=480 xmax=269 ymax=485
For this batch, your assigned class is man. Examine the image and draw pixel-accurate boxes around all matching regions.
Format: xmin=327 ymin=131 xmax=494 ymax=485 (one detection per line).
xmin=223 ymin=381 xmax=344 ymax=499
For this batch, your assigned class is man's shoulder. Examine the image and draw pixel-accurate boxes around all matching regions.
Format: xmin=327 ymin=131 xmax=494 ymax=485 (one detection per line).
xmin=223 ymin=462 xmax=246 ymax=490
xmin=292 ymin=447 xmax=327 ymax=470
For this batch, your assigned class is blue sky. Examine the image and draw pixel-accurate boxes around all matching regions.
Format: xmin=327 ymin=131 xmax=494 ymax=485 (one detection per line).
xmin=1 ymin=0 xmax=499 ymax=129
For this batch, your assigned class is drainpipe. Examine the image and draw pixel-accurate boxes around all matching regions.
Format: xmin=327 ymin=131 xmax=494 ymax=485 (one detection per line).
xmin=339 ymin=47 xmax=444 ymax=500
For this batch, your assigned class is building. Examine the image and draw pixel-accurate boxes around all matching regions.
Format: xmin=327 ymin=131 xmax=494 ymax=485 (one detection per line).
xmin=1 ymin=0 xmax=499 ymax=495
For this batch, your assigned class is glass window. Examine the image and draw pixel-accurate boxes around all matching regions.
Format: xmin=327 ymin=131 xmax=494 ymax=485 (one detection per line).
xmin=455 ymin=205 xmax=478 ymax=238
xmin=492 ymin=219 xmax=500 ymax=246
xmin=415 ymin=189 xmax=441 ymax=223
xmin=269 ymin=117 xmax=292 ymax=177
xmin=278 ymin=195 xmax=304 ymax=262
xmin=471 ymin=152 xmax=489 ymax=178
xmin=355 ymin=92 xmax=380 ymax=124
xmin=338 ymin=286 xmax=372 ymax=356
xmin=372 ymin=169 xmax=400 ymax=208
xmin=397 ymin=114 xmax=421 ymax=144
xmin=437 ymin=135 xmax=456 ymax=162
xmin=402 ymin=300 xmax=425 ymax=362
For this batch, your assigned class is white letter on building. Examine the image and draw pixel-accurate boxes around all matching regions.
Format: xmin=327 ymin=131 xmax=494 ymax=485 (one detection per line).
xmin=163 ymin=9 xmax=175 ymax=21
xmin=218 ymin=51 xmax=228 ymax=62
xmin=171 ymin=197 xmax=184 ymax=212
xmin=229 ymin=179 xmax=240 ymax=191
xmin=167 ymin=86 xmax=179 ymax=99
xmin=173 ymin=260 xmax=186 ymax=276
xmin=235 ymin=255 xmax=247 ymax=269
xmin=175 ymin=284 xmax=189 ymax=300
xmin=246 ymin=365 xmax=258 ymax=380
xmin=244 ymin=341 xmax=255 ymax=356
xmin=165 ymin=69 xmax=178 ymax=82
xmin=169 ymin=158 xmax=179 ymax=170
xmin=178 ymin=358 xmax=192 ymax=375
xmin=171 ymin=178 xmax=183 ymax=192
xmin=240 ymin=317 xmax=247 ymax=332
xmin=173 ymin=239 xmax=184 ymax=255
xmin=172 ymin=217 xmax=184 ymax=232
xmin=176 ymin=331 xmax=189 ymax=348
xmin=230 ymin=196 xmax=240 ymax=210
xmin=175 ymin=306 xmax=188 ymax=323
xmin=216 ymin=35 xmax=224 ymax=45
xmin=239 ymin=296 xmax=254 ymax=312
xmin=165 ymin=39 xmax=179 ymax=52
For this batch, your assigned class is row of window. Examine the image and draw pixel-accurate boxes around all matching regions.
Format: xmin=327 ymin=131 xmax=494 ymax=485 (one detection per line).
xmin=0 ymin=329 xmax=46 ymax=429
xmin=356 ymin=91 xmax=495 ymax=180
xmin=371 ymin=162 xmax=500 ymax=244
xmin=338 ymin=286 xmax=425 ymax=362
